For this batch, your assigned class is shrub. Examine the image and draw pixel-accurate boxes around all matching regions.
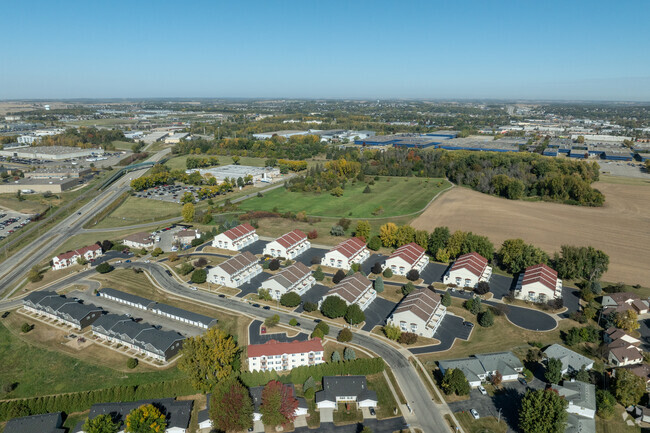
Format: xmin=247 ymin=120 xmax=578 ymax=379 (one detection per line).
xmin=307 ymin=230 xmax=318 ymax=240
xmin=367 ymin=236 xmax=382 ymax=251
xmin=127 ymin=358 xmax=139 ymax=369
xmin=313 ymin=266 xmax=324 ymax=281
xmin=96 ymin=262 xmax=113 ymax=274
xmin=344 ymin=304 xmax=365 ymax=325
xmin=441 ymin=292 xmax=452 ymax=307
xmin=304 ymin=388 xmax=315 ymax=400
xmin=168 ymin=253 xmax=179 ymax=262
xmin=344 ymin=347 xmax=356 ymax=361
xmin=178 ymin=262 xmax=194 ymax=276
xmin=258 ymin=289 xmax=272 ymax=301
xmin=20 ymin=323 xmax=32 ymax=333
xmin=363 ymin=185 xmax=371 ymax=193
xmin=193 ymin=257 xmax=208 ymax=268
xmin=383 ymin=323 xmax=401 ymax=341
xmin=332 ymin=270 xmax=346 ymax=284
xmin=289 ymin=318 xmax=298 ymax=326
xmin=338 ymin=218 xmax=351 ymax=230
xmin=330 ymin=225 xmax=345 ymax=236
xmin=190 ymin=269 xmax=207 ymax=284
xmin=264 ymin=314 xmax=280 ymax=328
xmin=383 ymin=268 xmax=393 ymax=278
xmin=478 ymin=309 xmax=494 ymax=327
xmin=402 ymin=282 xmax=415 ymax=296
xmin=151 ymin=247 xmax=163 ymax=257
xmin=280 ymin=292 xmax=301 ymax=308
xmin=321 ymin=296 xmax=347 ymax=319
xmin=474 ymin=281 xmax=490 ymax=295
xmin=314 ymin=321 xmax=329 ymax=336
xmin=374 ymin=276 xmax=384 ymax=293
xmin=398 ymin=332 xmax=418 ymax=345
xmin=406 ymin=269 xmax=420 ymax=281
xmin=268 ymin=259 xmax=280 ymax=271
xmin=311 ymin=328 xmax=324 ymax=339
xmin=303 ymin=302 xmax=317 ymax=312
xmin=337 ymin=328 xmax=353 ymax=342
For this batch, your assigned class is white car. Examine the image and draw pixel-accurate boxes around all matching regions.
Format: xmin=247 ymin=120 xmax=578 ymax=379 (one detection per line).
xmin=470 ymin=409 xmax=480 ymax=420
xmin=189 ymin=286 xmax=198 ymax=291
xmin=478 ymin=385 xmax=487 ymax=395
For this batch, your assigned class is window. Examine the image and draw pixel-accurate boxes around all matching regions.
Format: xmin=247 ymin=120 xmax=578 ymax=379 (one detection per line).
xmin=455 ymin=277 xmax=461 ymax=285
xmin=464 ymin=278 xmax=471 ymax=286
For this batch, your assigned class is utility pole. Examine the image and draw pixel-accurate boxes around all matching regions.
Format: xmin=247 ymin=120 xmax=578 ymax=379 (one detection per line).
xmin=497 ymin=407 xmax=502 ymax=423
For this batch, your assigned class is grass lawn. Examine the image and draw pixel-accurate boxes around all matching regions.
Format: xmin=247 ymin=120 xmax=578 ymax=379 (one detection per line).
xmin=0 ymin=194 xmax=50 ymax=214
xmin=598 ymin=174 xmax=650 ymax=186
xmin=596 ymin=406 xmax=640 ymax=433
xmin=51 ymin=225 xmax=165 ymax=257
xmin=62 ymin=411 xmax=90 ymax=430
xmin=66 ymin=118 xmax=138 ymax=127
xmin=111 ymin=140 xmax=136 ymax=151
xmin=333 ymin=402 xmax=363 ymax=425
xmin=89 ymin=196 xmax=183 ymax=229
xmin=366 ymin=373 xmax=400 ymax=419
xmin=238 ymin=177 xmax=451 ymax=218
xmin=455 ymin=412 xmax=507 ymax=433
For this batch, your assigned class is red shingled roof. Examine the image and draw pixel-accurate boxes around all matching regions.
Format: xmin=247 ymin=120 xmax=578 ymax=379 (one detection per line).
xmin=55 ymin=244 xmax=101 ymax=261
xmin=274 ymin=229 xmax=307 ymax=250
xmin=522 ymin=263 xmax=559 ymax=293
xmin=330 ymin=237 xmax=367 ymax=259
xmin=247 ymin=338 xmax=323 ymax=358
xmin=449 ymin=252 xmax=488 ymax=278
xmin=222 ymin=223 xmax=256 ymax=241
xmin=388 ymin=242 xmax=425 ymax=267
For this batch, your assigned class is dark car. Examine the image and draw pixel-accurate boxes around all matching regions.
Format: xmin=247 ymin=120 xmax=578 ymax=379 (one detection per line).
xmin=165 ymin=270 xmax=172 ymax=276
xmin=518 ymin=377 xmax=528 ymax=386
xmin=125 ymin=259 xmax=131 ymax=263
xmin=262 ymin=306 xmax=271 ymax=310
xmin=463 ymin=321 xmax=474 ymax=327
xmin=218 ymin=294 xmax=225 ymax=298
xmin=369 ymin=407 xmax=376 ymax=416
xmin=252 ymin=303 xmax=260 ymax=308
xmin=1 ymin=311 xmax=9 ymax=319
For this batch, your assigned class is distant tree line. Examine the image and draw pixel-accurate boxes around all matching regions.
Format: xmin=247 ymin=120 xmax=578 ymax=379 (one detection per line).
xmin=40 ymin=127 xmax=130 ymax=150
xmin=172 ymin=135 xmax=325 ymax=160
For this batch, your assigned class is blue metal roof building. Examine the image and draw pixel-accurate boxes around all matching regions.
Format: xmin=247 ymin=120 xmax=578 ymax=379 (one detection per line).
xmin=603 ymin=151 xmax=633 ymax=161
xmin=636 ymin=152 xmax=650 ymax=162
xmin=569 ymin=150 xmax=588 ymax=159
xmin=543 ymin=149 xmax=558 ymax=157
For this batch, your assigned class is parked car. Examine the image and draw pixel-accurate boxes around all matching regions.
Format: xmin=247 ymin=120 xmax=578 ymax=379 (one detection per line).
xmin=470 ymin=409 xmax=480 ymax=420
xmin=478 ymin=385 xmax=487 ymax=395
xmin=189 ymin=286 xmax=197 ymax=291
xmin=1 ymin=312 xmax=9 ymax=319
xmin=518 ymin=377 xmax=528 ymax=386
xmin=463 ymin=321 xmax=474 ymax=328
xmin=369 ymin=407 xmax=376 ymax=416
xmin=261 ymin=326 xmax=267 ymax=334
xmin=218 ymin=294 xmax=225 ymax=298
xmin=263 ymin=306 xmax=270 ymax=310
xmin=165 ymin=270 xmax=172 ymax=276
xmin=252 ymin=303 xmax=260 ymax=308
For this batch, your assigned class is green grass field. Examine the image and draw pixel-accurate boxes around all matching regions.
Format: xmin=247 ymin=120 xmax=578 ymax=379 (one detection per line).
xmin=366 ymin=373 xmax=400 ymax=419
xmin=238 ymin=177 xmax=450 ymax=218
xmin=111 ymin=140 xmax=136 ymax=151
xmin=90 ymin=196 xmax=183 ymax=229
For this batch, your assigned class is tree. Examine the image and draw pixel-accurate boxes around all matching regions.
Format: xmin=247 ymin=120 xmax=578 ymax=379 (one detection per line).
xmin=464 ymin=296 xmax=482 ymax=315
xmin=345 ymin=304 xmax=365 ymax=325
xmin=181 ymin=203 xmax=195 ymax=223
xmin=209 ymin=377 xmax=253 ymax=432
xmin=178 ymin=327 xmax=238 ymax=392
xmin=475 ymin=281 xmax=490 ymax=295
xmin=344 ymin=347 xmax=356 ymax=361
xmin=191 ymin=269 xmax=207 ymax=283
xmin=303 ymin=302 xmax=317 ymax=312
xmin=83 ymin=414 xmax=119 ymax=433
xmin=303 ymin=376 xmax=315 ymax=392
xmin=314 ymin=321 xmax=329 ymax=336
xmin=260 ymin=380 xmax=299 ymax=427
xmin=406 ymin=269 xmax=420 ymax=281
xmin=497 ymin=239 xmax=549 ymax=274
xmin=382 ymin=268 xmax=393 ymax=278
xmin=313 ymin=266 xmax=324 ymax=281
xmin=428 ymin=226 xmax=450 ymax=256
xmin=280 ymin=292 xmax=301 ymax=308
xmin=554 ymin=245 xmax=609 ymax=281
xmin=331 ymin=187 xmax=344 ymax=197
xmin=379 ymin=223 xmax=398 ymax=247
xmin=27 ymin=266 xmax=42 ymax=283
xmin=101 ymin=240 xmax=113 ymax=251
xmin=125 ymin=404 xmax=167 ymax=433
xmin=478 ymin=309 xmax=494 ymax=327
xmin=614 ymin=310 xmax=640 ymax=333
xmin=337 ymin=328 xmax=353 ymax=342
xmin=402 ymin=282 xmax=415 ymax=296
xmin=355 ymin=220 xmax=371 ymax=240
xmin=330 ymin=225 xmax=345 ymax=236
xmin=363 ymin=185 xmax=371 ymax=194
xmin=383 ymin=323 xmax=401 ymax=341
xmin=21 ymin=323 xmax=32 ymax=333
xmin=614 ymin=368 xmax=645 ymax=407
xmin=96 ymin=262 xmax=113 ymax=274
xmin=321 ymin=296 xmax=348 ymax=318
xmin=441 ymin=368 xmax=470 ymax=396
xmin=491 ymin=371 xmax=503 ymax=387
xmin=194 ymin=257 xmax=208 ymax=268
xmin=150 ymin=247 xmax=163 ymax=257
xmin=332 ymin=269 xmax=346 ymax=284
xmin=367 ymin=235 xmax=382 ymax=251
xmin=575 ymin=366 xmax=590 ymax=383
xmin=414 ymin=230 xmax=429 ymax=250
xmin=519 ymin=389 xmax=568 ymax=433
xmin=268 ymin=259 xmax=280 ymax=271
xmin=127 ymin=358 xmax=138 ymax=369
xmin=596 ymin=390 xmax=617 ymax=419
xmin=374 ymin=276 xmax=384 ymax=293
xmin=398 ymin=332 xmax=418 ymax=345
xmin=77 ymin=256 xmax=88 ymax=266
xmin=394 ymin=225 xmax=416 ymax=247
xmin=545 ymin=358 xmax=563 ymax=384
xmin=232 ymin=156 xmax=241 ymax=165
xmin=331 ymin=351 xmax=341 ymax=362
xmin=441 ymin=292 xmax=452 ymax=307
xmin=289 ymin=318 xmax=298 ymax=326
xmin=265 ymin=314 xmax=280 ymax=328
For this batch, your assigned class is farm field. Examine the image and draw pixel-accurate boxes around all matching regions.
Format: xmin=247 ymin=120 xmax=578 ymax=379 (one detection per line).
xmin=411 ymin=182 xmax=650 ymax=284
xmin=239 ymin=177 xmax=451 ymax=218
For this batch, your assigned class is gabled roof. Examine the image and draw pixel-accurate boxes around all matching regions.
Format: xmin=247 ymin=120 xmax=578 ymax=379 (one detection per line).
xmin=387 ymin=242 xmax=426 ymax=267
xmin=522 ymin=263 xmax=560 ymax=293
xmin=4 ymin=412 xmax=64 ymax=433
xmin=605 ymin=292 xmax=641 ymax=304
xmin=552 ymin=380 xmax=596 ymax=411
xmin=328 ymin=237 xmax=367 ymax=259
xmin=250 ymin=384 xmax=307 ymax=413
xmin=393 ymin=288 xmax=442 ymax=323
xmin=438 ymin=358 xmax=486 ymax=383
xmin=438 ymin=352 xmax=523 ymax=382
xmin=122 ymin=231 xmax=154 ymax=244
xmin=327 ymin=273 xmax=372 ymax=303
xmin=175 ymin=229 xmax=199 ymax=238
xmin=23 ymin=291 xmax=102 ymax=322
xmin=609 ymin=345 xmax=643 ymax=363
xmin=220 ymin=223 xmax=256 ymax=241
xmin=77 ymin=399 xmax=192 ymax=432
xmin=625 ymin=364 xmax=650 ymax=382
xmin=247 ymin=338 xmax=323 ymax=358
xmin=54 ymin=243 xmax=101 ymax=261
xmin=449 ymin=252 xmax=488 ymax=278
xmin=265 ymin=262 xmax=311 ymax=289
xmin=217 ymin=251 xmax=259 ymax=276
xmin=273 ymin=229 xmax=307 ymax=250
xmin=316 ymin=376 xmax=377 ymax=403
xmin=150 ymin=303 xmax=218 ymax=328
xmin=544 ymin=344 xmax=594 ymax=372
xmin=100 ymin=287 xmax=153 ymax=307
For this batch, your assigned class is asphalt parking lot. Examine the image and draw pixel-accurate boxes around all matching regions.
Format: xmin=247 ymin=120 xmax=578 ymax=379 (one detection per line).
xmin=419 ymin=262 xmax=449 ymax=284
xmin=134 ymin=184 xmax=204 ymax=204
xmin=361 ymin=297 xmax=397 ymax=331
xmin=410 ymin=314 xmax=471 ymax=354
xmin=297 ymin=284 xmax=331 ymax=311
xmin=235 ymin=271 xmax=273 ymax=298
xmin=90 ymin=250 xmax=133 ymax=267
xmin=248 ymin=319 xmax=309 ymax=344
xmin=294 ymin=417 xmax=407 ymax=433
xmin=294 ymin=247 xmax=329 ymax=267
xmin=0 ymin=210 xmax=32 ymax=240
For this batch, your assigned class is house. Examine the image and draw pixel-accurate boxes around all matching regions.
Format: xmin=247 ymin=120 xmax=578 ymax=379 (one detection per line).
xmin=608 ymin=344 xmax=643 ymax=366
xmin=323 ymin=273 xmax=376 ymax=311
xmin=383 ymin=242 xmax=428 ymax=276
xmin=23 ymin=291 xmax=103 ymax=330
xmin=122 ymin=231 xmax=156 ymax=249
xmin=387 ymin=288 xmax=446 ymax=336
xmin=212 ymin=223 xmax=258 ymax=251
xmin=248 ymin=338 xmax=324 ymax=372
xmin=438 ymin=352 xmax=523 ymax=387
xmin=544 ymin=344 xmax=594 ymax=375
xmin=551 ymin=380 xmax=597 ymax=419
xmin=315 ymin=376 xmax=378 ymax=409
xmin=625 ymin=364 xmax=650 ymax=391
xmin=601 ymin=292 xmax=649 ymax=316
xmin=174 ymin=229 xmax=201 ymax=246
xmin=262 ymin=229 xmax=310 ymax=259
xmin=207 ymin=251 xmax=262 ymax=288
xmin=321 ymin=237 xmax=370 ymax=270
xmin=4 ymin=412 xmax=65 ymax=433
xmin=604 ymin=327 xmax=641 ymax=346
xmin=515 ymin=263 xmax=563 ymax=303
xmin=250 ymin=384 xmax=308 ymax=421
xmin=52 ymin=243 xmax=102 ymax=270
xmin=259 ymin=262 xmax=315 ymax=300
xmin=197 ymin=394 xmax=212 ymax=431
xmin=442 ymin=252 xmax=492 ymax=288
xmin=74 ymin=398 xmax=193 ymax=433
xmin=91 ymin=314 xmax=185 ymax=362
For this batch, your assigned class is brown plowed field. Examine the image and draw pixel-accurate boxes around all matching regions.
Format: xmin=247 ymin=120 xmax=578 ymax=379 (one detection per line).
xmin=411 ymin=182 xmax=650 ymax=285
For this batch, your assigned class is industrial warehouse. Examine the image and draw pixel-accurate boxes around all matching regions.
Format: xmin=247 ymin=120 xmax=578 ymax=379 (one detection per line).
xmin=0 ymin=145 xmax=105 ymax=161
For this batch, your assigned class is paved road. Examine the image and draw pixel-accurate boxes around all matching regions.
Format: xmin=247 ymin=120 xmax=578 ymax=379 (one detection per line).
xmin=294 ymin=417 xmax=407 ymax=433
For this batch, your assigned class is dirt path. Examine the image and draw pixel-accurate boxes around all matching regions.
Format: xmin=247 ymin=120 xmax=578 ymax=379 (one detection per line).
xmin=411 ymin=182 xmax=650 ymax=285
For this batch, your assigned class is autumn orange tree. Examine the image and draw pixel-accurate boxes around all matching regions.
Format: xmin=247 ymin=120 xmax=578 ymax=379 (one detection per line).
xmin=260 ymin=380 xmax=299 ymax=427
xmin=209 ymin=377 xmax=254 ymax=432
xmin=125 ymin=404 xmax=167 ymax=433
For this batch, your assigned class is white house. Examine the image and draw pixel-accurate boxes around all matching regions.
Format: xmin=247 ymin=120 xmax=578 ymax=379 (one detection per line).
xmin=387 ymin=288 xmax=446 ymax=336
xmin=383 ymin=242 xmax=428 ymax=276
xmin=262 ymin=229 xmax=310 ymax=259
xmin=324 ymin=273 xmax=376 ymax=311
xmin=438 ymin=352 xmax=523 ymax=387
xmin=52 ymin=244 xmax=102 ymax=270
xmin=601 ymin=292 xmax=649 ymax=316
xmin=442 ymin=252 xmax=492 ymax=288
xmin=207 ymin=251 xmax=262 ymax=288
xmin=247 ymin=338 xmax=324 ymax=372
xmin=608 ymin=343 xmax=643 ymax=367
xmin=259 ymin=262 xmax=315 ymax=300
xmin=515 ymin=263 xmax=563 ymax=303
xmin=551 ymin=380 xmax=597 ymax=419
xmin=174 ymin=229 xmax=201 ymax=246
xmin=544 ymin=344 xmax=594 ymax=375
xmin=315 ymin=376 xmax=378 ymax=409
xmin=212 ymin=223 xmax=258 ymax=251
xmin=321 ymin=237 xmax=370 ymax=270
xmin=122 ymin=231 xmax=156 ymax=250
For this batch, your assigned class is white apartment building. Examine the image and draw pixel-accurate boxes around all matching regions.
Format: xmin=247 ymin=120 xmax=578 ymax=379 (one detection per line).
xmin=323 ymin=273 xmax=376 ymax=311
xmin=321 ymin=237 xmax=370 ymax=270
xmin=247 ymin=338 xmax=324 ymax=372
xmin=212 ymin=223 xmax=258 ymax=251
xmin=383 ymin=242 xmax=428 ymax=276
xmin=443 ymin=252 xmax=492 ymax=288
xmin=515 ymin=263 xmax=563 ymax=303
xmin=207 ymin=251 xmax=262 ymax=287
xmin=387 ymin=288 xmax=446 ymax=336
xmin=263 ymin=229 xmax=310 ymax=259
xmin=52 ymin=244 xmax=102 ymax=270
xmin=259 ymin=262 xmax=315 ymax=300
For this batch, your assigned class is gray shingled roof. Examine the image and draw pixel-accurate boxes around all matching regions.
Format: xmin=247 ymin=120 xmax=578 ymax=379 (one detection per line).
xmin=150 ymin=303 xmax=218 ymax=328
xmin=544 ymin=344 xmax=594 ymax=372
xmin=438 ymin=358 xmax=486 ymax=383
xmin=552 ymin=380 xmax=597 ymax=412
xmin=100 ymin=287 xmax=154 ymax=307
xmin=438 ymin=352 xmax=523 ymax=382
xmin=265 ymin=262 xmax=311 ymax=289
xmin=4 ymin=412 xmax=64 ymax=433
xmin=315 ymin=376 xmax=377 ymax=404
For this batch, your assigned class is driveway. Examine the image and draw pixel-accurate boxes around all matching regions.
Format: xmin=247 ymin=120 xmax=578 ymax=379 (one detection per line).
xmin=248 ymin=319 xmax=309 ymax=344
xmin=410 ymin=314 xmax=471 ymax=354
xmin=240 ymin=240 xmax=267 ymax=256
xmin=295 ymin=417 xmax=407 ymax=433
xmin=489 ymin=274 xmax=516 ymax=299
xmin=294 ymin=247 xmax=329 ymax=268
xmin=91 ymin=250 xmax=133 ymax=267
xmin=361 ymin=254 xmax=389 ymax=275
xmin=297 ymin=284 xmax=331 ymax=312
xmin=234 ymin=272 xmax=273 ymax=298
xmin=639 ymin=319 xmax=650 ymax=351
xmin=361 ymin=297 xmax=397 ymax=331
xmin=419 ymin=262 xmax=449 ymax=285
xmin=559 ymin=286 xmax=581 ymax=318
xmin=484 ymin=300 xmax=557 ymax=331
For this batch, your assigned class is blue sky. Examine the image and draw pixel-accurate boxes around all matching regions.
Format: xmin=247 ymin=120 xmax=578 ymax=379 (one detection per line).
xmin=2 ymin=0 xmax=649 ymax=100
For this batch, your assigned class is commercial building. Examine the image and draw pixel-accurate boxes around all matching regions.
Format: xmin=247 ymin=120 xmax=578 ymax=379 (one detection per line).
xmin=514 ymin=263 xmax=563 ymax=303
xmin=323 ymin=273 xmax=376 ymax=311
xmin=315 ymin=376 xmax=378 ymax=409
xmin=0 ymin=177 xmax=82 ymax=194
xmin=164 ymin=132 xmax=190 ymax=144
xmin=438 ymin=136 xmax=522 ymax=153
xmin=207 ymin=251 xmax=262 ymax=288
xmin=321 ymin=237 xmax=370 ymax=270
xmin=74 ymin=398 xmax=193 ymax=433
xmin=0 ymin=145 xmax=104 ymax=161
xmin=52 ymin=243 xmax=102 ymax=270
xmin=387 ymin=288 xmax=446 ymax=337
xmin=174 ymin=229 xmax=200 ymax=247
xmin=551 ymin=381 xmax=596 ymax=433
xmin=23 ymin=291 xmax=103 ymax=330
xmin=354 ymin=134 xmax=442 ymax=149
xmin=544 ymin=344 xmax=594 ymax=375
xmin=442 ymin=252 xmax=492 ymax=288
xmin=24 ymin=167 xmax=91 ymax=179
xmin=247 ymin=338 xmax=324 ymax=372
xmin=212 ymin=223 xmax=258 ymax=251
xmin=383 ymin=242 xmax=428 ymax=276
xmin=259 ymin=262 xmax=315 ymax=300
xmin=263 ymin=229 xmax=310 ymax=259
xmin=4 ymin=412 xmax=65 ymax=433
xmin=91 ymin=313 xmax=185 ymax=362
xmin=252 ymin=130 xmax=309 ymax=140
xmin=191 ymin=164 xmax=280 ymax=183
xmin=122 ymin=231 xmax=156 ymax=249
xmin=438 ymin=352 xmax=523 ymax=387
